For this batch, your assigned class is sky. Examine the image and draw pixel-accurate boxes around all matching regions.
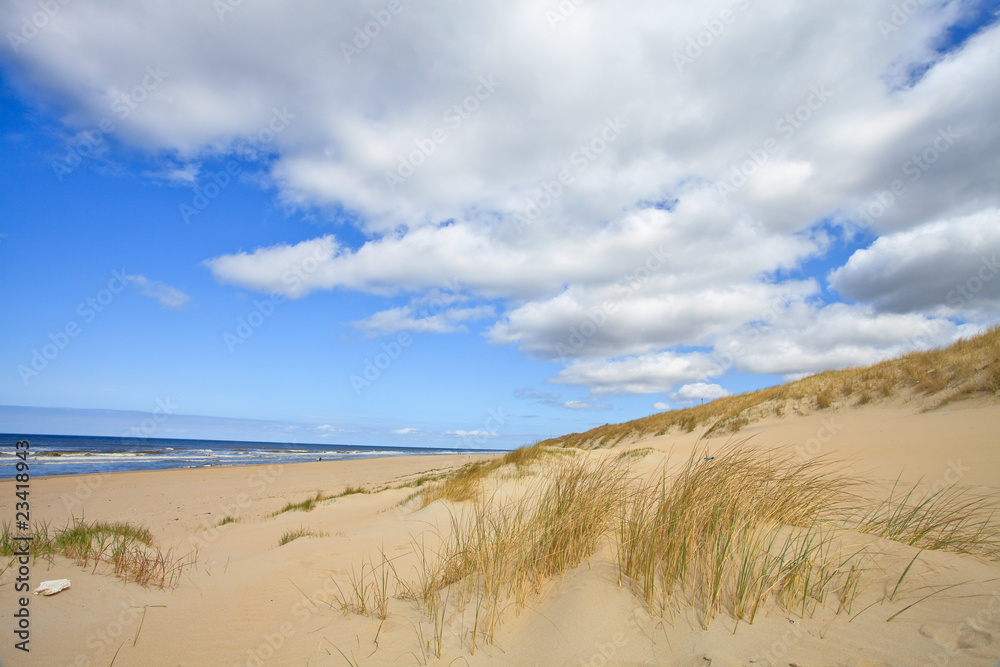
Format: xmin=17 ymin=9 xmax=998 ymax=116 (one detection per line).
xmin=1 ymin=0 xmax=999 ymax=449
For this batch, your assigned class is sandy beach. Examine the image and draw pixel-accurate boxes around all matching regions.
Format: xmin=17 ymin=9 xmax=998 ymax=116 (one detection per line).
xmin=1 ymin=398 xmax=999 ymax=666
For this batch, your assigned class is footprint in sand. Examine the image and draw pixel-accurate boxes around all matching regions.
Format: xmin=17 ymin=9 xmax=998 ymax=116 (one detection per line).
xmin=919 ymin=622 xmax=992 ymax=651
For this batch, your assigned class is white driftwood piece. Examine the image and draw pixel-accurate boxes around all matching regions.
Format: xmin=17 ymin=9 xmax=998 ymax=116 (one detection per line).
xmin=33 ymin=579 xmax=71 ymax=596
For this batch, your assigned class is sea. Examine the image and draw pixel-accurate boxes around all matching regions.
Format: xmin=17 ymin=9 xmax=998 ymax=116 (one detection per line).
xmin=0 ymin=433 xmax=492 ymax=478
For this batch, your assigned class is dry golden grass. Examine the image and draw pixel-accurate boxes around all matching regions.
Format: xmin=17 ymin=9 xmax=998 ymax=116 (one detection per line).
xmin=335 ymin=440 xmax=999 ymax=656
xmin=0 ymin=518 xmax=195 ymax=588
xmin=541 ymin=325 xmax=1000 ymax=449
xmin=277 ymin=526 xmax=328 ymax=547
xmin=273 ymin=491 xmax=328 ymax=516
xmin=616 ymin=442 xmax=860 ymax=626
xmin=403 ymin=441 xmax=555 ymax=508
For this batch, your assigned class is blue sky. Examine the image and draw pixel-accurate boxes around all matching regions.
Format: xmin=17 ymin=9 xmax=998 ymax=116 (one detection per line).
xmin=1 ymin=1 xmax=998 ymax=448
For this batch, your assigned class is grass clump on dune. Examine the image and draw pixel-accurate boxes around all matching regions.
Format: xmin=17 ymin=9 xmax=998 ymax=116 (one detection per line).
xmin=857 ymin=478 xmax=1000 ymax=558
xmin=617 ymin=443 xmax=999 ymax=627
xmin=273 ymin=491 xmax=328 ymax=516
xmin=333 ymin=484 xmax=367 ymax=498
xmin=0 ymin=518 xmax=194 ymax=588
xmin=278 ymin=526 xmax=328 ymax=546
xmin=404 ymin=442 xmax=553 ymax=508
xmin=337 ymin=439 xmax=1000 ymax=657
xmin=617 ymin=442 xmax=860 ymax=626
xmin=405 ymin=459 xmax=626 ymax=653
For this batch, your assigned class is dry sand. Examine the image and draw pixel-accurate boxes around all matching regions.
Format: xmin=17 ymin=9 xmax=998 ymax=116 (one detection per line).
xmin=1 ymin=399 xmax=998 ymax=666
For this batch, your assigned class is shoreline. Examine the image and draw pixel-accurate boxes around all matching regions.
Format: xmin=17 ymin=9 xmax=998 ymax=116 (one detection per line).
xmin=0 ymin=432 xmax=506 ymax=479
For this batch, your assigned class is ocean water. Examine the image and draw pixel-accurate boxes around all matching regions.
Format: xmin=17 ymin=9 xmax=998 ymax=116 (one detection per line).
xmin=0 ymin=433 xmax=490 ymax=478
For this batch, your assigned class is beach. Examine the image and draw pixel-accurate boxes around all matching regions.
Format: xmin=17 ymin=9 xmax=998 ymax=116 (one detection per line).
xmin=1 ymin=398 xmax=999 ymax=666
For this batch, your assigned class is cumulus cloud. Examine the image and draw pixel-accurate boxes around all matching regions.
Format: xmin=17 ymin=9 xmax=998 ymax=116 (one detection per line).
xmin=653 ymin=402 xmax=671 ymax=411
xmin=713 ymin=302 xmax=974 ymax=378
xmin=514 ymin=388 xmax=611 ymax=411
xmin=446 ymin=430 xmax=498 ymax=438
xmin=829 ymin=209 xmax=1000 ymax=316
xmin=553 ymin=351 xmax=722 ymax=396
xmin=142 ymin=163 xmax=199 ymax=184
xmin=5 ymin=1 xmax=999 ymax=398
xmin=671 ymin=383 xmax=732 ymax=402
xmin=354 ymin=304 xmax=495 ymax=336
xmin=126 ymin=274 xmax=190 ymax=309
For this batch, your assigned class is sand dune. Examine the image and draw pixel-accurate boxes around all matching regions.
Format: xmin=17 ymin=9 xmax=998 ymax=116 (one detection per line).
xmin=1 ymin=397 xmax=999 ymax=666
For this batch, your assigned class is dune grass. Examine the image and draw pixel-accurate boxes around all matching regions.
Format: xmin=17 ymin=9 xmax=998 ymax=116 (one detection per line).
xmin=403 ymin=441 xmax=555 ymax=508
xmin=335 ymin=440 xmax=999 ymax=656
xmin=278 ymin=526 xmax=328 ymax=546
xmin=615 ymin=443 xmax=861 ymax=627
xmin=0 ymin=518 xmax=194 ymax=588
xmin=334 ymin=484 xmax=368 ymax=498
xmin=540 ymin=325 xmax=1000 ymax=449
xmin=617 ymin=447 xmax=656 ymax=461
xmin=856 ymin=477 xmax=1000 ymax=558
xmin=273 ymin=491 xmax=328 ymax=516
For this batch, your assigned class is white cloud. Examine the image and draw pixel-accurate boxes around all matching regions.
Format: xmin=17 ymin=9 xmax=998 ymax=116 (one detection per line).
xmin=553 ymin=351 xmax=722 ymax=396
xmin=126 ymin=274 xmax=190 ymax=309
xmin=142 ymin=163 xmax=199 ymax=184
xmin=513 ymin=388 xmax=610 ymax=411
xmin=354 ymin=304 xmax=495 ymax=336
xmin=446 ymin=430 xmax=498 ymax=438
xmin=5 ymin=1 xmax=999 ymax=399
xmin=7 ymin=1 xmax=997 ymax=236
xmin=653 ymin=402 xmax=671 ymax=411
xmin=391 ymin=427 xmax=417 ymax=435
xmin=314 ymin=424 xmax=342 ymax=437
xmin=671 ymin=383 xmax=731 ymax=402
xmin=829 ymin=209 xmax=1000 ymax=316
xmin=203 ymin=236 xmax=338 ymax=299
xmin=713 ymin=302 xmax=974 ymax=378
